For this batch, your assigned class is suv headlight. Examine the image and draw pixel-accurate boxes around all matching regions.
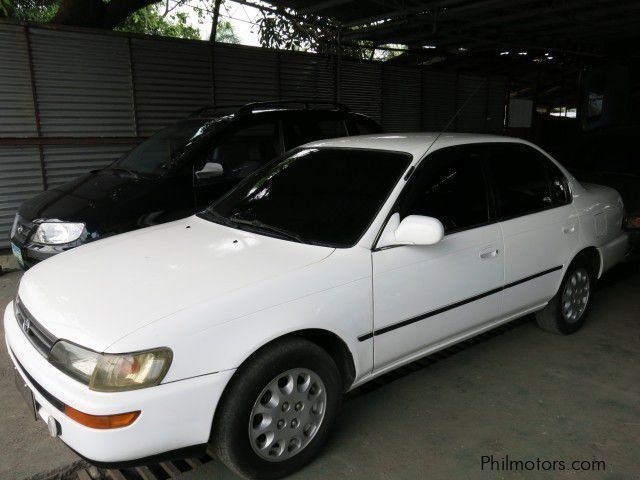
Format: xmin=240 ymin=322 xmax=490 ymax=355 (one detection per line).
xmin=49 ymin=341 xmax=172 ymax=392
xmin=33 ymin=222 xmax=85 ymax=245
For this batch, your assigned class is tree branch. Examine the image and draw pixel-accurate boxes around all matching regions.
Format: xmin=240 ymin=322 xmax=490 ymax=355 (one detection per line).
xmin=53 ymin=0 xmax=163 ymax=29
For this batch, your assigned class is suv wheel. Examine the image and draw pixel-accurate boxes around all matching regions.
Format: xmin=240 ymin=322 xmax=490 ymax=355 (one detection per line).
xmin=211 ymin=338 xmax=342 ymax=480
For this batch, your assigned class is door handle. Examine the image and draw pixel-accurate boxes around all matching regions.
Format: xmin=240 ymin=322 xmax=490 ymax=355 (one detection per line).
xmin=480 ymin=249 xmax=499 ymax=259
xmin=563 ymin=224 xmax=576 ymax=234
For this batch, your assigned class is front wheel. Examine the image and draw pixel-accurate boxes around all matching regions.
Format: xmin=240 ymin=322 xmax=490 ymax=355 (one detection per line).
xmin=536 ymin=255 xmax=595 ymax=334
xmin=211 ymin=338 xmax=342 ymax=480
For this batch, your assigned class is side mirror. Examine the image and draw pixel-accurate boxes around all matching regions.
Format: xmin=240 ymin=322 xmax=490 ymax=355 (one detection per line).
xmin=378 ymin=213 xmax=444 ymax=248
xmin=196 ymin=162 xmax=224 ymax=180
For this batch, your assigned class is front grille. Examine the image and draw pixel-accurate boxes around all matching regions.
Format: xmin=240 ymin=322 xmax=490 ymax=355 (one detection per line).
xmin=12 ymin=350 xmax=65 ymax=412
xmin=14 ymin=297 xmax=57 ymax=357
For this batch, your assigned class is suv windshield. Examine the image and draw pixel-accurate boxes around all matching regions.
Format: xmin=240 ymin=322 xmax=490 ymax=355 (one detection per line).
xmin=202 ymin=148 xmax=411 ymax=247
xmin=115 ymin=117 xmax=231 ymax=175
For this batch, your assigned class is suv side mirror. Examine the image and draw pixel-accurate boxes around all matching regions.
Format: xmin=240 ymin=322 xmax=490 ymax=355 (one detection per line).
xmin=378 ymin=213 xmax=444 ymax=248
xmin=196 ymin=162 xmax=224 ymax=180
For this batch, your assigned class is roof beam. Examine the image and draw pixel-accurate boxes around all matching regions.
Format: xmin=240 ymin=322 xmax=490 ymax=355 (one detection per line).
xmin=299 ymin=0 xmax=353 ymax=15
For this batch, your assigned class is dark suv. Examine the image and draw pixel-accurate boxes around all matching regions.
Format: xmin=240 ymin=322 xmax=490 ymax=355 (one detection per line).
xmin=9 ymin=102 xmax=382 ymax=268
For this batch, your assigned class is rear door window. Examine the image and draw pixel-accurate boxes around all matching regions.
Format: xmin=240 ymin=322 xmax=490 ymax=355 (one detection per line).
xmin=210 ymin=120 xmax=280 ymax=180
xmin=488 ymin=143 xmax=564 ymax=219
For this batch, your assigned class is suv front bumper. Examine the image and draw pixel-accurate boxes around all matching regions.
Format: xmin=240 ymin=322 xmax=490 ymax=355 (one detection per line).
xmin=4 ymin=302 xmax=234 ymax=464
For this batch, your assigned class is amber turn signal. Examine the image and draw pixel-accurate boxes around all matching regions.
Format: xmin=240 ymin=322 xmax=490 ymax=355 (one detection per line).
xmin=64 ymin=405 xmax=140 ymax=429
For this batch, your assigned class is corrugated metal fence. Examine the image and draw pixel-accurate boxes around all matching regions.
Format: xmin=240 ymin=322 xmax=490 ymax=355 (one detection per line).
xmin=0 ymin=21 xmax=507 ymax=248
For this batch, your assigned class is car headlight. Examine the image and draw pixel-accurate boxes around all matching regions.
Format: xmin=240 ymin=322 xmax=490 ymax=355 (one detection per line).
xmin=33 ymin=222 xmax=85 ymax=245
xmin=49 ymin=341 xmax=172 ymax=392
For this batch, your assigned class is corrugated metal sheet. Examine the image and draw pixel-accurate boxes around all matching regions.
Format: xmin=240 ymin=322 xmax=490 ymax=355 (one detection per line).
xmin=132 ymin=38 xmax=213 ymax=136
xmin=214 ymin=45 xmax=279 ymax=105
xmin=382 ymin=65 xmax=421 ymax=132
xmin=456 ymin=74 xmax=487 ymax=133
xmin=29 ymin=28 xmax=135 ymax=136
xmin=279 ymin=52 xmax=334 ymax=101
xmin=0 ymin=24 xmax=37 ymax=137
xmin=339 ymin=61 xmax=382 ymax=122
xmin=422 ymin=70 xmax=456 ymax=132
xmin=486 ymin=76 xmax=507 ymax=132
xmin=43 ymin=144 xmax=135 ymax=188
xmin=0 ymin=146 xmax=43 ymax=248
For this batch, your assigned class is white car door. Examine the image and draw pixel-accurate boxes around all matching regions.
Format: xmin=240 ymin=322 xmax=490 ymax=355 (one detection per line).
xmin=486 ymin=143 xmax=579 ymax=316
xmin=370 ymin=144 xmax=504 ymax=371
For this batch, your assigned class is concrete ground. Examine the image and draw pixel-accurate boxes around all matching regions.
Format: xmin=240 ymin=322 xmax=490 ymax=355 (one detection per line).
xmin=1 ymin=255 xmax=638 ymax=480
xmin=0 ymin=255 xmax=81 ymax=480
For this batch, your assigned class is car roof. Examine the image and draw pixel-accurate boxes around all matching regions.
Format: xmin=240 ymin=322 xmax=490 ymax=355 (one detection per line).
xmin=304 ymin=133 xmax=531 ymax=159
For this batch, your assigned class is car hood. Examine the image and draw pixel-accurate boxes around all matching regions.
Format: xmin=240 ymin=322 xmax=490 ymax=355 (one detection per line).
xmin=18 ymin=169 xmax=158 ymax=230
xmin=17 ymin=216 xmax=334 ymax=352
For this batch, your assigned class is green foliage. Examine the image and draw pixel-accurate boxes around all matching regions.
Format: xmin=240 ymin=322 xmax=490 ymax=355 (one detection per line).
xmin=215 ymin=19 xmax=239 ymax=44
xmin=115 ymin=4 xmax=200 ymax=40
xmin=257 ymin=8 xmax=404 ymax=61
xmin=1 ymin=0 xmax=239 ymax=43
xmin=1 ymin=0 xmax=58 ymax=21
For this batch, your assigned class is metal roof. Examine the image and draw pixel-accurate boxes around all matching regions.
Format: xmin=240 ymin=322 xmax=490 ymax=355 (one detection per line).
xmin=264 ymin=0 xmax=640 ymax=58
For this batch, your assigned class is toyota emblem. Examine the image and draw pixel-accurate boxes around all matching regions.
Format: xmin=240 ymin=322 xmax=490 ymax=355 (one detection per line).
xmin=22 ymin=318 xmax=30 ymax=334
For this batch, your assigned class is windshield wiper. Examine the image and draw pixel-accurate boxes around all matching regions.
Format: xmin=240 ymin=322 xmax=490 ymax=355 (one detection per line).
xmin=200 ymin=209 xmax=235 ymax=228
xmin=229 ymin=218 xmax=305 ymax=243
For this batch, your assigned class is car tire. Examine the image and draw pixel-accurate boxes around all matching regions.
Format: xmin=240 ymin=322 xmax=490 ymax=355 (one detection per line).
xmin=211 ymin=337 xmax=343 ymax=480
xmin=535 ymin=254 xmax=596 ymax=335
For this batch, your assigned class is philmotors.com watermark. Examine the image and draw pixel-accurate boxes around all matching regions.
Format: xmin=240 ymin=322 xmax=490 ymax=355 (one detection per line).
xmin=481 ymin=454 xmax=606 ymax=472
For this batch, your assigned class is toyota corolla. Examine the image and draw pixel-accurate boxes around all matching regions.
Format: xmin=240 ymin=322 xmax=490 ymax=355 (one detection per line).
xmin=5 ymin=134 xmax=628 ymax=479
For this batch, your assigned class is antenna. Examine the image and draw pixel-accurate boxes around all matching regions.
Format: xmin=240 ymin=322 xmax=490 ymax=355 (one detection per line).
xmin=423 ymin=78 xmax=489 ymax=156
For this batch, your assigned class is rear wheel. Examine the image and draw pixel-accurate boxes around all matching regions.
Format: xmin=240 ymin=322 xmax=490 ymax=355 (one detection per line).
xmin=211 ymin=338 xmax=342 ymax=480
xmin=536 ymin=255 xmax=595 ymax=334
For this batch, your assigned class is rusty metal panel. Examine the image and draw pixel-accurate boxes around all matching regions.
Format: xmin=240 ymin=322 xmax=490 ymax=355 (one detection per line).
xmin=214 ymin=45 xmax=279 ymax=106
xmin=42 ymin=144 xmax=135 ymax=188
xmin=0 ymin=24 xmax=37 ymax=137
xmin=0 ymin=146 xmax=43 ymax=247
xmin=279 ymin=51 xmax=334 ymax=101
xmin=486 ymin=76 xmax=507 ymax=132
xmin=382 ymin=65 xmax=421 ymax=132
xmin=29 ymin=27 xmax=135 ymax=137
xmin=456 ymin=74 xmax=488 ymax=133
xmin=132 ymin=38 xmax=213 ymax=136
xmin=422 ymin=70 xmax=456 ymax=132
xmin=339 ymin=60 xmax=382 ymax=122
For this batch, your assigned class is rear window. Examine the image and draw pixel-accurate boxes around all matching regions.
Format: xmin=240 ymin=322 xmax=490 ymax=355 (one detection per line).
xmin=283 ymin=118 xmax=348 ymax=149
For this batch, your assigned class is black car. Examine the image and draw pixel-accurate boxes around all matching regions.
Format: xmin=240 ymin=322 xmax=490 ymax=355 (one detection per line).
xmin=9 ymin=102 xmax=382 ymax=269
xmin=567 ymin=131 xmax=640 ymax=260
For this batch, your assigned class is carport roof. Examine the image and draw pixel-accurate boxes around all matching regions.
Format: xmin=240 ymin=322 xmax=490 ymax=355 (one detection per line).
xmin=263 ymin=0 xmax=640 ymax=58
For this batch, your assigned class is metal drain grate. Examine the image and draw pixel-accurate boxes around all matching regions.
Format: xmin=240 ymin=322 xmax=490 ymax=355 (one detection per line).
xmin=75 ymin=448 xmax=216 ymax=479
xmin=75 ymin=317 xmax=530 ymax=479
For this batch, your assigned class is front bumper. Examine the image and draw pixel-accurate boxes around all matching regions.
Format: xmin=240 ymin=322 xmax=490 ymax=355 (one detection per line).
xmin=9 ymin=237 xmax=77 ymax=270
xmin=4 ymin=302 xmax=234 ymax=464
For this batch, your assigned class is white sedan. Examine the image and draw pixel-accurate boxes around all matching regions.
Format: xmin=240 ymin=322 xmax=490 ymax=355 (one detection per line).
xmin=5 ymin=134 xmax=628 ymax=479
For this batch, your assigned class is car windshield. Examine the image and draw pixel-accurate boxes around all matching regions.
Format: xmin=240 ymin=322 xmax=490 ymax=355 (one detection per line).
xmin=114 ymin=117 xmax=231 ymax=175
xmin=202 ymin=148 xmax=411 ymax=247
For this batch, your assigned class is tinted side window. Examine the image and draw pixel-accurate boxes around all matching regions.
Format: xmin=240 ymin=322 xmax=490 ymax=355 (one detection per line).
xmin=546 ymin=160 xmax=570 ymax=206
xmin=283 ymin=118 xmax=347 ymax=149
xmin=398 ymin=145 xmax=489 ymax=234
xmin=488 ymin=144 xmax=553 ymax=218
xmin=350 ymin=116 xmax=382 ymax=135
xmin=212 ymin=121 xmax=279 ymax=179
